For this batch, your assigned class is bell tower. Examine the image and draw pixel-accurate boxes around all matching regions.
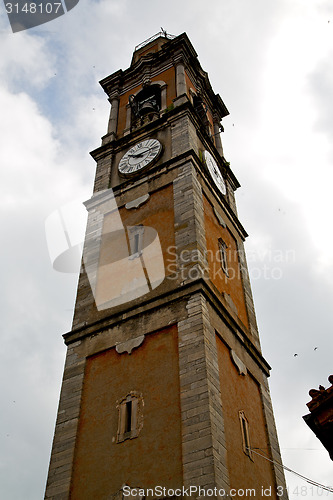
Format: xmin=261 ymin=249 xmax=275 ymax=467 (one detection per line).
xmin=45 ymin=32 xmax=288 ymax=500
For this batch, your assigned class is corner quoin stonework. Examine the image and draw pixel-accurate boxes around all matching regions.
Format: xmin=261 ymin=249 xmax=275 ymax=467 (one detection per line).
xmin=178 ymin=293 xmax=230 ymax=492
xmin=44 ymin=340 xmax=85 ymax=499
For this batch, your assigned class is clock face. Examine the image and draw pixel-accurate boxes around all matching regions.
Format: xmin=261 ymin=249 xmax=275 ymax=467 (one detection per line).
xmin=118 ymin=139 xmax=162 ymax=176
xmin=203 ymin=150 xmax=226 ymax=195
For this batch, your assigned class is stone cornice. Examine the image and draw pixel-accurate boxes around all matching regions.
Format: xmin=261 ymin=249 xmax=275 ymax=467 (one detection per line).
xmin=63 ymin=277 xmax=270 ymax=376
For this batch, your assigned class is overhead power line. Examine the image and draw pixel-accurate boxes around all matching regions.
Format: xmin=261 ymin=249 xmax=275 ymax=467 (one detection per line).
xmin=249 ymin=448 xmax=333 ymax=494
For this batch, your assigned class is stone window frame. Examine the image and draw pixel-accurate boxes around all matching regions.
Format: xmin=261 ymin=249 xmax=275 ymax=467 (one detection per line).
xmin=218 ymin=238 xmax=229 ymax=277
xmin=128 ymin=225 xmax=145 ymax=260
xmin=239 ymin=410 xmax=253 ymax=459
xmin=117 ymin=392 xmax=144 ymax=443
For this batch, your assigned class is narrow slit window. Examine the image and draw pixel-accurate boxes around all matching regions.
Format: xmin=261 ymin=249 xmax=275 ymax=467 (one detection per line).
xmin=117 ymin=393 xmax=143 ymax=443
xmin=218 ymin=239 xmax=228 ymax=276
xmin=239 ymin=410 xmax=252 ymax=459
xmin=124 ymin=401 xmax=132 ymax=433
xmin=128 ymin=225 xmax=145 ymax=259
xmin=134 ymin=233 xmax=140 ymax=255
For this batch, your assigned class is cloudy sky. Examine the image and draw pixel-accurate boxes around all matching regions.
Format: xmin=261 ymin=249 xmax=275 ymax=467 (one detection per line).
xmin=1 ymin=0 xmax=333 ymax=498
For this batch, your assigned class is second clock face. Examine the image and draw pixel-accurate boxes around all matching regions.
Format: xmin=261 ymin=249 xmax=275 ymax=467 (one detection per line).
xmin=118 ymin=139 xmax=162 ymax=176
xmin=204 ymin=150 xmax=227 ymax=195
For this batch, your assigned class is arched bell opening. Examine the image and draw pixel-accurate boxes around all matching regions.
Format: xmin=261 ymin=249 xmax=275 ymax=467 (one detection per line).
xmin=192 ymin=93 xmax=210 ymax=134
xmin=129 ymin=84 xmax=162 ymax=129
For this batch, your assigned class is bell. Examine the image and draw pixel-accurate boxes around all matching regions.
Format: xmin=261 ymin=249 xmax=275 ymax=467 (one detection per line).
xmin=139 ymin=100 xmax=157 ymax=115
xmin=137 ymin=95 xmax=159 ymax=117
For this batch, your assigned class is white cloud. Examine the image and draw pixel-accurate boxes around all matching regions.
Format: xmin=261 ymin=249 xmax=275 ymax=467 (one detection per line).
xmin=1 ymin=1 xmax=333 ymax=498
xmin=0 ymin=47 xmax=91 ymax=500
xmin=0 ymin=31 xmax=56 ymax=91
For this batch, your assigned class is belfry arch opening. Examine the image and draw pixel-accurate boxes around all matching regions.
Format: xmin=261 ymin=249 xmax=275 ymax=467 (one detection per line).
xmin=130 ymin=84 xmax=161 ymax=125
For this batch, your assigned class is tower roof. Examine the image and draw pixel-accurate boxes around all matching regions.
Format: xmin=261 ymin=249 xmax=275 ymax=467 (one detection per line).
xmin=131 ymin=30 xmax=176 ymax=65
xmin=100 ymin=32 xmax=229 ymax=120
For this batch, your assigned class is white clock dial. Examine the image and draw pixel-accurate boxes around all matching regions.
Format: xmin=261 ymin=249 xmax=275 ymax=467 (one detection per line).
xmin=118 ymin=139 xmax=162 ymax=176
xmin=203 ymin=150 xmax=226 ymax=195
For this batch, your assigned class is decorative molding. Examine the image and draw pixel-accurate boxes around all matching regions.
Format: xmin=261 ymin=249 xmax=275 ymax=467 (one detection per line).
xmin=214 ymin=207 xmax=226 ymax=227
xmin=125 ymin=194 xmax=150 ymax=209
xmin=224 ymin=292 xmax=238 ymax=316
xmin=116 ymin=335 xmax=145 ymax=354
xmin=230 ymin=350 xmax=247 ymax=376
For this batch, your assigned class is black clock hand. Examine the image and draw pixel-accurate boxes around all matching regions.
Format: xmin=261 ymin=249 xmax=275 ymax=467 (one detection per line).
xmin=128 ymin=149 xmax=150 ymax=158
